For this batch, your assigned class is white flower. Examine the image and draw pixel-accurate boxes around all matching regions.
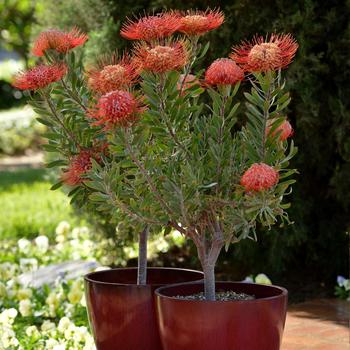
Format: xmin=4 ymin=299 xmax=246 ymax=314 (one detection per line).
xmin=41 ymin=320 xmax=56 ymax=332
xmin=72 ymin=226 xmax=89 ymax=239
xmin=18 ymin=238 xmax=31 ymax=253
xmin=0 ymin=308 xmax=18 ymax=324
xmin=45 ymin=338 xmax=59 ymax=349
xmin=344 ymin=279 xmax=350 ymax=291
xmin=20 ymin=258 xmax=38 ymax=272
xmin=58 ymin=317 xmax=71 ymax=333
xmin=255 ymin=273 xmax=272 ymax=285
xmin=242 ymin=276 xmax=254 ymax=283
xmin=25 ymin=325 xmax=40 ymax=338
xmin=19 ymin=299 xmax=32 ymax=317
xmin=55 ymin=221 xmax=71 ymax=237
xmin=0 ymin=262 xmax=17 ymax=280
xmin=53 ymin=345 xmax=66 ymax=350
xmin=68 ymin=282 xmax=83 ymax=305
xmin=64 ymin=323 xmax=76 ymax=340
xmin=17 ymin=288 xmax=33 ymax=300
xmin=35 ymin=235 xmax=49 ymax=252
xmin=46 ymin=292 xmax=60 ymax=317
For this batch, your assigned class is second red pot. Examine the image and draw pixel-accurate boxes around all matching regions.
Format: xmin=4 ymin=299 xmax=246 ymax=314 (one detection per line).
xmin=155 ymin=281 xmax=288 ymax=350
xmin=84 ymin=267 xmax=203 ymax=350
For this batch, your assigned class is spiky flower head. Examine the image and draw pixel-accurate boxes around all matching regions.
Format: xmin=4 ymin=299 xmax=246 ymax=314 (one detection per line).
xmin=89 ymin=90 xmax=143 ymax=129
xmin=266 ymin=119 xmax=293 ymax=141
xmin=205 ymin=58 xmax=244 ymax=86
xmin=12 ymin=63 xmax=67 ymax=90
xmin=62 ymin=149 xmax=99 ymax=186
xmin=133 ymin=41 xmax=188 ymax=73
xmin=178 ymin=9 xmax=224 ymax=36
xmin=32 ymin=28 xmax=88 ymax=56
xmin=230 ymin=34 xmax=298 ymax=73
xmin=87 ymin=54 xmax=139 ymax=94
xmin=120 ymin=12 xmax=180 ymax=42
xmin=241 ymin=163 xmax=279 ymax=192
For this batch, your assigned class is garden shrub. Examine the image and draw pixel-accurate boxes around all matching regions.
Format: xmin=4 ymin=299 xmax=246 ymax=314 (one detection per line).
xmin=32 ymin=0 xmax=349 ymax=292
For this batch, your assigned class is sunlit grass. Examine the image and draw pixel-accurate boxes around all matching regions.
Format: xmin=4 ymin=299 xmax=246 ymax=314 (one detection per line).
xmin=0 ymin=168 xmax=77 ymax=239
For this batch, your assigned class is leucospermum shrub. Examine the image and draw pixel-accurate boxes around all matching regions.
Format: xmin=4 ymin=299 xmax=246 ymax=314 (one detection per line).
xmin=14 ymin=8 xmax=298 ymax=300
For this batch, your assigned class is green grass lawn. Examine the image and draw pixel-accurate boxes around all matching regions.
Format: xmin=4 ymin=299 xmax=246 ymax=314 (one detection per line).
xmin=0 ymin=168 xmax=77 ymax=240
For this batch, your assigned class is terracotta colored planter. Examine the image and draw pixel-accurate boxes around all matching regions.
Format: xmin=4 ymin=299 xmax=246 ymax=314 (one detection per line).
xmin=84 ymin=267 xmax=203 ymax=350
xmin=155 ymin=281 xmax=288 ymax=350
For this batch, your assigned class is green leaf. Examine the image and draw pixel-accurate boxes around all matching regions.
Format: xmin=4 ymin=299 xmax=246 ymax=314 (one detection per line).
xmin=36 ymin=118 xmax=53 ymax=127
xmin=50 ymin=181 xmax=63 ymax=191
xmin=46 ymin=160 xmax=67 ymax=168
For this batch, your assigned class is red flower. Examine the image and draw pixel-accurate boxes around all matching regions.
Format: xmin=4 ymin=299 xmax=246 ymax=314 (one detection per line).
xmin=133 ymin=41 xmax=188 ymax=73
xmin=241 ymin=163 xmax=279 ymax=192
xmin=120 ymin=12 xmax=180 ymax=42
xmin=62 ymin=149 xmax=95 ymax=186
xmin=205 ymin=58 xmax=244 ymax=86
xmin=87 ymin=54 xmax=139 ymax=94
xmin=178 ymin=9 xmax=224 ymax=36
xmin=230 ymin=34 xmax=298 ymax=73
xmin=89 ymin=90 xmax=143 ymax=129
xmin=62 ymin=145 xmax=108 ymax=186
xmin=266 ymin=119 xmax=293 ymax=141
xmin=12 ymin=63 xmax=67 ymax=90
xmin=32 ymin=28 xmax=88 ymax=56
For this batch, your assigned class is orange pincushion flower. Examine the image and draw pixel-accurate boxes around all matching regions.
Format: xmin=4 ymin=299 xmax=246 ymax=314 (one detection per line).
xmin=241 ymin=163 xmax=279 ymax=192
xmin=205 ymin=58 xmax=244 ymax=86
xmin=89 ymin=90 xmax=143 ymax=129
xmin=12 ymin=63 xmax=67 ymax=90
xmin=62 ymin=149 xmax=100 ymax=186
xmin=120 ymin=12 xmax=180 ymax=42
xmin=266 ymin=119 xmax=293 ymax=141
xmin=32 ymin=28 xmax=88 ymax=56
xmin=87 ymin=55 xmax=139 ymax=94
xmin=230 ymin=34 xmax=298 ymax=73
xmin=133 ymin=41 xmax=188 ymax=73
xmin=178 ymin=9 xmax=224 ymax=36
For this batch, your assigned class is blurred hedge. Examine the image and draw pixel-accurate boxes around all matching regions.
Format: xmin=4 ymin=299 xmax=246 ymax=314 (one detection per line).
xmin=33 ymin=0 xmax=349 ymax=290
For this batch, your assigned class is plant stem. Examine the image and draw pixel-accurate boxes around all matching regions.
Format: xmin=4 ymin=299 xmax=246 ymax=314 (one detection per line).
xmin=137 ymin=225 xmax=149 ymax=285
xmin=43 ymin=92 xmax=80 ymax=149
xmin=61 ymin=79 xmax=87 ymax=112
xmin=179 ymin=36 xmax=199 ymax=95
xmin=261 ymin=72 xmax=273 ymax=161
xmin=158 ymin=75 xmax=191 ymax=161
xmin=202 ymin=263 xmax=216 ymax=301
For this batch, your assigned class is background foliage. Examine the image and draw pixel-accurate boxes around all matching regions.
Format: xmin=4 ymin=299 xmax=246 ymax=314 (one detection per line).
xmin=1 ymin=0 xmax=349 ymax=296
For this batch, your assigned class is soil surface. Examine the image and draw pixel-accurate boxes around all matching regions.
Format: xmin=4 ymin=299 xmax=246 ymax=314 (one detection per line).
xmin=176 ymin=291 xmax=255 ymax=301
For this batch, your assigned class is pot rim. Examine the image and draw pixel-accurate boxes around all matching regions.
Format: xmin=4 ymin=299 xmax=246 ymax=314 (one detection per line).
xmin=155 ymin=280 xmax=288 ymax=303
xmin=84 ymin=267 xmax=204 ymax=287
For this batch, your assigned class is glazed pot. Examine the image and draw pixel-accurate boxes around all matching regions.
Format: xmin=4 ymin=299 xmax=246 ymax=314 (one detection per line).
xmin=84 ymin=267 xmax=203 ymax=350
xmin=155 ymin=281 xmax=288 ymax=350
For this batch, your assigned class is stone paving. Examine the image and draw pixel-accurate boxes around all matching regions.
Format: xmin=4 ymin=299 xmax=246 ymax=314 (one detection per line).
xmin=283 ymin=299 xmax=349 ymax=349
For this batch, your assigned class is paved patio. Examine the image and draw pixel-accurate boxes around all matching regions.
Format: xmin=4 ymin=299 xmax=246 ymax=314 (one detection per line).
xmin=283 ymin=299 xmax=349 ymax=349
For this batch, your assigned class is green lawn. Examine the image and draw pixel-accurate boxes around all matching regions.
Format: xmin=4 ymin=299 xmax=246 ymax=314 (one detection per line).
xmin=0 ymin=168 xmax=76 ymax=239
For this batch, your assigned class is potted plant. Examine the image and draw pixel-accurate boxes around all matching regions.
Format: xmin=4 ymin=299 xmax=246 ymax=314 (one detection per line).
xmin=12 ymin=26 xmax=203 ymax=350
xmin=88 ymin=9 xmax=296 ymax=350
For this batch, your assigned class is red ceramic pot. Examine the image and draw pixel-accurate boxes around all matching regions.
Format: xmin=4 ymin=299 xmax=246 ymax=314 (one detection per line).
xmin=84 ymin=267 xmax=203 ymax=350
xmin=156 ymin=281 xmax=288 ymax=350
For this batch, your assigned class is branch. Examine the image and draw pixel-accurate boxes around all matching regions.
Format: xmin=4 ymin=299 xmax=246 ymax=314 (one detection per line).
xmin=61 ymin=79 xmax=87 ymax=112
xmin=158 ymin=75 xmax=191 ymax=161
xmin=123 ymin=131 xmax=175 ymax=219
xmin=43 ymin=92 xmax=80 ymax=148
